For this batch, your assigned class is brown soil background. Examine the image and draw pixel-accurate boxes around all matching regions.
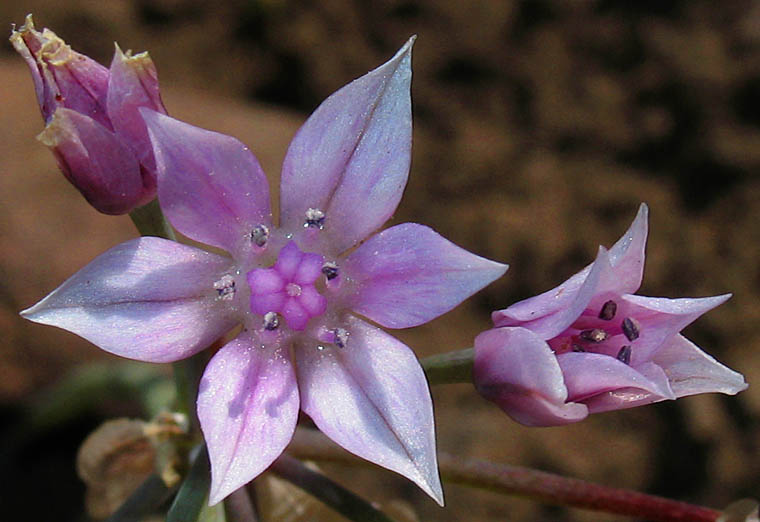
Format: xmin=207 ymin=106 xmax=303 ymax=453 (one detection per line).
xmin=1 ymin=1 xmax=759 ymax=521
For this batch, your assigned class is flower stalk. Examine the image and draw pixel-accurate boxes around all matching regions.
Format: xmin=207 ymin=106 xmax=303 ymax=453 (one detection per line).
xmin=420 ymin=348 xmax=474 ymax=385
xmin=288 ymin=428 xmax=722 ymax=522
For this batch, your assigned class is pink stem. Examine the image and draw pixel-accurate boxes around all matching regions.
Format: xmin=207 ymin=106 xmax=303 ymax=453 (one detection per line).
xmin=289 ymin=429 xmax=721 ymax=522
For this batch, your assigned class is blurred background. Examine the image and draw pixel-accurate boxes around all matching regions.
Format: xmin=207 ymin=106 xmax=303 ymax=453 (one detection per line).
xmin=1 ymin=1 xmax=759 ymax=520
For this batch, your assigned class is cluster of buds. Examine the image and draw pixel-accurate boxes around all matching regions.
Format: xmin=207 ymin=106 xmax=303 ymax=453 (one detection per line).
xmin=11 ymin=15 xmax=166 ymax=214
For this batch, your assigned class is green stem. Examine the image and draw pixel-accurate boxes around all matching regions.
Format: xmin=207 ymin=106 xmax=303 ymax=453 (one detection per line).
xmin=288 ymin=429 xmax=721 ymax=522
xmin=270 ymin=453 xmax=398 ymax=522
xmin=420 ymin=348 xmax=474 ymax=385
xmin=129 ymin=198 xmax=176 ymax=240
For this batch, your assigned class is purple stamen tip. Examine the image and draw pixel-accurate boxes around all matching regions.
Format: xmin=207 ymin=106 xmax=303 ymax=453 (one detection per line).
xmin=616 ymin=345 xmax=632 ymax=365
xmin=622 ymin=317 xmax=640 ymax=342
xmin=598 ymin=300 xmax=617 ymax=320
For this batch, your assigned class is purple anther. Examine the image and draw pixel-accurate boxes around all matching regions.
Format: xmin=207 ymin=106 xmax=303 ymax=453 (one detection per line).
xmin=598 ymin=300 xmax=617 ymax=320
xmin=622 ymin=317 xmax=640 ymax=342
xmin=616 ymin=345 xmax=632 ymax=365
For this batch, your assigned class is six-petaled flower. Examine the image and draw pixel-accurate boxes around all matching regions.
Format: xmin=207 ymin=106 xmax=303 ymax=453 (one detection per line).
xmin=473 ymin=204 xmax=747 ymax=427
xmin=21 ymin=38 xmax=509 ymax=505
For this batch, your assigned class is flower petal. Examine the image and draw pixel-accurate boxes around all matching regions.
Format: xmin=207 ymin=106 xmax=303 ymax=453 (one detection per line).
xmin=343 ymin=223 xmax=508 ymax=328
xmin=280 ymin=38 xmax=415 ymax=253
xmin=296 ymin=315 xmax=443 ymax=505
xmin=10 ymin=15 xmax=110 ymax=126
xmin=141 ymin=110 xmax=272 ymax=254
xmin=37 ymin=108 xmax=145 ymax=215
xmin=606 ymin=203 xmax=648 ymax=293
xmin=557 ymin=352 xmax=675 ymax=403
xmin=493 ymin=204 xmax=649 ymax=331
xmin=494 ymin=247 xmax=611 ymax=339
xmin=20 ymin=237 xmax=237 ymax=362
xmin=579 ymin=361 xmax=674 ymax=413
xmin=473 ymin=327 xmax=588 ymax=427
xmin=619 ymin=293 xmax=732 ymax=362
xmin=107 ymin=45 xmax=166 ymax=178
xmin=653 ymin=334 xmax=747 ymax=397
xmin=198 ymin=334 xmax=299 ymax=505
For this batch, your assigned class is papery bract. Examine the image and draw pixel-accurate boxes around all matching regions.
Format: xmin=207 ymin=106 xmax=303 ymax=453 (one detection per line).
xmin=10 ymin=15 xmax=165 ymax=214
xmin=473 ymin=204 xmax=747 ymax=427
xmin=22 ymin=38 xmax=508 ymax=505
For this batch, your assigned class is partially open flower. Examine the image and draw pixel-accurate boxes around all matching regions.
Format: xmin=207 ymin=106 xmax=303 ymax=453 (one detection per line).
xmin=10 ymin=15 xmax=165 ymax=214
xmin=473 ymin=204 xmax=747 ymax=427
xmin=22 ymin=38 xmax=508 ymax=505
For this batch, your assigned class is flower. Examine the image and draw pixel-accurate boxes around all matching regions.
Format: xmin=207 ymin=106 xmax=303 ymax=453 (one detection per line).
xmin=473 ymin=204 xmax=747 ymax=427
xmin=21 ymin=38 xmax=508 ymax=504
xmin=10 ymin=15 xmax=165 ymax=214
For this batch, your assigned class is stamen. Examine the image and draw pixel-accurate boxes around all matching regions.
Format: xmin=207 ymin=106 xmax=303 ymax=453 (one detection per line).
xmin=579 ymin=328 xmax=608 ymax=343
xmin=321 ymin=262 xmax=339 ymax=280
xmin=571 ymin=344 xmax=586 ymax=353
xmin=598 ymin=300 xmax=617 ymax=320
xmin=263 ymin=312 xmax=279 ymax=330
xmin=213 ymin=275 xmax=236 ymax=301
xmin=333 ymin=328 xmax=349 ymax=349
xmin=305 ymin=208 xmax=326 ymax=229
xmin=616 ymin=345 xmax=632 ymax=365
xmin=250 ymin=224 xmax=269 ymax=247
xmin=622 ymin=317 xmax=640 ymax=342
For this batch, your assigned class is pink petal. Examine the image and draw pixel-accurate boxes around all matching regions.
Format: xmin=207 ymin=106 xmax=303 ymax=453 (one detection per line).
xmin=20 ymin=237 xmax=237 ymax=362
xmin=618 ymin=293 xmax=732 ymax=362
xmin=298 ymin=286 xmax=328 ymax=316
xmin=141 ymin=110 xmax=272 ymax=255
xmin=282 ymin=298 xmax=309 ymax=331
xmin=107 ymin=45 xmax=167 ymax=178
xmin=606 ymin=203 xmax=648 ymax=293
xmin=580 ymin=362 xmax=674 ymax=413
xmin=296 ymin=315 xmax=443 ymax=505
xmin=197 ymin=334 xmax=299 ymax=505
xmin=10 ymin=16 xmax=110 ymax=126
xmin=294 ymin=252 xmax=325 ymax=285
xmin=247 ymin=269 xmax=285 ymax=295
xmin=557 ymin=352 xmax=675 ymax=403
xmin=473 ymin=327 xmax=588 ymax=427
xmin=37 ymin=108 xmax=145 ymax=215
xmin=653 ymin=334 xmax=747 ymax=397
xmin=274 ymin=241 xmax=303 ymax=280
xmin=493 ymin=204 xmax=649 ymax=332
xmin=249 ymin=291 xmax=285 ymax=316
xmin=343 ymin=223 xmax=508 ymax=328
xmin=280 ymin=38 xmax=415 ymax=253
xmin=494 ymin=247 xmax=611 ymax=339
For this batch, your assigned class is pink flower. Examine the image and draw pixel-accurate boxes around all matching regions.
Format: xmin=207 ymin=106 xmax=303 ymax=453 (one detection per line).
xmin=473 ymin=204 xmax=746 ymax=427
xmin=10 ymin=15 xmax=165 ymax=214
xmin=21 ymin=39 xmax=508 ymax=504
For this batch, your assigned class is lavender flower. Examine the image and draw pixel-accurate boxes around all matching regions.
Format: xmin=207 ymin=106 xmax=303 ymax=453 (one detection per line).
xmin=10 ymin=15 xmax=165 ymax=214
xmin=473 ymin=204 xmax=746 ymax=427
xmin=21 ymin=38 xmax=508 ymax=504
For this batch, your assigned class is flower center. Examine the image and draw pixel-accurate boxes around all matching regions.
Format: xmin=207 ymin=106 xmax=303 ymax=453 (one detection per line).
xmin=550 ymin=298 xmax=643 ymax=365
xmin=246 ymin=241 xmax=328 ymax=331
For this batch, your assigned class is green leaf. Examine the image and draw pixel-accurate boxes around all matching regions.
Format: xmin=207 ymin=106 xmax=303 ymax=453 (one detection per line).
xmin=167 ymin=445 xmax=212 ymax=522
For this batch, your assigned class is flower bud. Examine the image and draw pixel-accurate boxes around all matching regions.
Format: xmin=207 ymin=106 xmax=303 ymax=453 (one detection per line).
xmin=10 ymin=15 xmax=166 ymax=214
